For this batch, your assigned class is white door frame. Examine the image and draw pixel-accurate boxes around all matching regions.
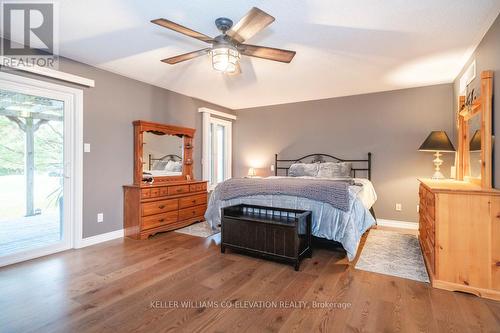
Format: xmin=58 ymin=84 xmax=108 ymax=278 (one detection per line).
xmin=199 ymin=108 xmax=234 ymax=191
xmin=0 ymin=71 xmax=83 ymax=267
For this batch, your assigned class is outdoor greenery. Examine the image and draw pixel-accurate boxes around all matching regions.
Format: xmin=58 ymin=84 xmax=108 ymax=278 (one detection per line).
xmin=0 ymin=115 xmax=63 ymax=176
xmin=0 ymin=92 xmax=64 ymax=218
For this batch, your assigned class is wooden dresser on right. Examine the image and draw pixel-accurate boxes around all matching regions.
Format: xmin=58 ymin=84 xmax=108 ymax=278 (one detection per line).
xmin=418 ymin=178 xmax=500 ymax=301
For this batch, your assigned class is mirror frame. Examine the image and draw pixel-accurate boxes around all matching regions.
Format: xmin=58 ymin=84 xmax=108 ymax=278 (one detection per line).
xmin=133 ymin=120 xmax=195 ymax=184
xmin=456 ymin=71 xmax=493 ymax=188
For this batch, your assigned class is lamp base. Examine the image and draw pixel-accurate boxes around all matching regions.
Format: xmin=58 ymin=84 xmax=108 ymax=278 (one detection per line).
xmin=432 ymin=171 xmax=445 ymax=179
xmin=431 ymin=151 xmax=445 ymax=180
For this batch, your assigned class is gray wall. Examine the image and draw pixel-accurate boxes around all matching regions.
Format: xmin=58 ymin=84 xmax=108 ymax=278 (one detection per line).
xmin=453 ymin=13 xmax=500 ymax=188
xmin=5 ymin=55 xmax=233 ymax=238
xmin=233 ymin=84 xmax=454 ymax=222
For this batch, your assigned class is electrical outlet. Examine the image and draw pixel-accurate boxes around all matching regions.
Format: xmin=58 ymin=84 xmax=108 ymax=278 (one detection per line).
xmin=97 ymin=213 xmax=104 ymax=223
xmin=395 ymin=203 xmax=402 ymax=211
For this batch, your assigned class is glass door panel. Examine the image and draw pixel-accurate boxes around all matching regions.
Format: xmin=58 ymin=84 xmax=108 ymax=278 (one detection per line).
xmin=0 ymin=90 xmax=65 ymax=257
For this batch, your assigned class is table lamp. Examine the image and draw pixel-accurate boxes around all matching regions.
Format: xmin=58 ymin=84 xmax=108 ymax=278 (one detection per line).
xmin=419 ymin=131 xmax=455 ymax=179
xmin=247 ymin=167 xmax=257 ymax=178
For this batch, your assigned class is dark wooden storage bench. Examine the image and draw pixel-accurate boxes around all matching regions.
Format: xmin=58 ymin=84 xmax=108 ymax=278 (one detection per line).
xmin=221 ymin=204 xmax=312 ymax=271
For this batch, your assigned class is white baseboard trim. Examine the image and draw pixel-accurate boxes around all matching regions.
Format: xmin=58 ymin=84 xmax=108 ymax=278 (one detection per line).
xmin=376 ymin=219 xmax=418 ymax=230
xmin=76 ymin=229 xmax=124 ymax=248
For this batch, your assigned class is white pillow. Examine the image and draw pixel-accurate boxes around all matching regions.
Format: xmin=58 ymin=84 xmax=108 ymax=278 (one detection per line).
xmin=317 ymin=162 xmax=352 ymax=178
xmin=165 ymin=160 xmax=179 ymax=172
xmin=288 ymin=163 xmax=319 ymax=177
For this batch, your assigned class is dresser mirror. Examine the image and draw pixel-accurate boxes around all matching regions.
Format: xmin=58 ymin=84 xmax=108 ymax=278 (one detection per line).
xmin=143 ymin=132 xmax=184 ymax=177
xmin=456 ymin=71 xmax=493 ymax=188
xmin=467 ymin=114 xmax=481 ymax=179
xmin=133 ymin=120 xmax=195 ymax=184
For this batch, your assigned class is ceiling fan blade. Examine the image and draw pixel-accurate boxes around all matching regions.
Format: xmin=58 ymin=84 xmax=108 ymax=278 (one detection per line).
xmin=161 ymin=48 xmax=211 ymax=64
xmin=239 ymin=44 xmax=296 ymax=63
xmin=226 ymin=7 xmax=275 ymax=43
xmin=151 ymin=18 xmax=214 ymax=43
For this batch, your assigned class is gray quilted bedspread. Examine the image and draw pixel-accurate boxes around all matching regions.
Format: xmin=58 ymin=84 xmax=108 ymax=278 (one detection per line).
xmin=216 ymin=177 xmax=351 ymax=212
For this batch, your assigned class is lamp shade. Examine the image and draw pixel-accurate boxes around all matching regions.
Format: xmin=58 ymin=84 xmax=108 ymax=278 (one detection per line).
xmin=247 ymin=167 xmax=256 ymax=177
xmin=418 ymin=131 xmax=455 ymax=152
xmin=469 ymin=130 xmax=481 ymax=152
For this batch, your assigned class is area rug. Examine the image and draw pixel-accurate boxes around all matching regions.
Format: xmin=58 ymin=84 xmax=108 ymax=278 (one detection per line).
xmin=355 ymin=229 xmax=430 ymax=283
xmin=174 ymin=221 xmax=220 ymax=238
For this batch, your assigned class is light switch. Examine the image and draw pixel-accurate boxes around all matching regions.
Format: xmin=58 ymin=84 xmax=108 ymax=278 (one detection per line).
xmin=97 ymin=213 xmax=103 ymax=223
xmin=84 ymin=143 xmax=91 ymax=152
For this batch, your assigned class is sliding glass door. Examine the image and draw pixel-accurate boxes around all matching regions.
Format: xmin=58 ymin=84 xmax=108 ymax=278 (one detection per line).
xmin=0 ymin=76 xmax=78 ymax=266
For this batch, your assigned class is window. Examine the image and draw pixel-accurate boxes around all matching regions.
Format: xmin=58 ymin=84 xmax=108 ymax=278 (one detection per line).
xmin=200 ymin=108 xmax=235 ymax=190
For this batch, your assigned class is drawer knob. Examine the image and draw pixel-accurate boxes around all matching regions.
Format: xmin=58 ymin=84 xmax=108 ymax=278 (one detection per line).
xmin=192 ymin=200 xmax=196 ymax=203
xmin=192 ymin=211 xmax=196 ymax=215
xmin=159 ymin=218 xmax=165 ymax=222
xmin=158 ymin=205 xmax=165 ymax=209
xmin=496 ymin=261 xmax=500 ymax=267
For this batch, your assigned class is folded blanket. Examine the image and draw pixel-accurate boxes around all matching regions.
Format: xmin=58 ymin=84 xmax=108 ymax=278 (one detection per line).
xmin=216 ymin=178 xmax=351 ymax=212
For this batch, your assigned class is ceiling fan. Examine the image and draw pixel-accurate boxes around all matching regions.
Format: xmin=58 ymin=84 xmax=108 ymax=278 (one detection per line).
xmin=151 ymin=7 xmax=296 ymax=74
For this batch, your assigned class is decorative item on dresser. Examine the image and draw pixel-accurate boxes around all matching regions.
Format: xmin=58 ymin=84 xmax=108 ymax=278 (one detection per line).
xmin=123 ymin=120 xmax=208 ymax=239
xmin=418 ymin=71 xmax=499 ymax=301
xmin=418 ymin=131 xmax=456 ymax=179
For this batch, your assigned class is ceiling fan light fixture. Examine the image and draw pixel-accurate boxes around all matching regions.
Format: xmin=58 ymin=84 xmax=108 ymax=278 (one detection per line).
xmin=211 ymin=45 xmax=240 ymax=73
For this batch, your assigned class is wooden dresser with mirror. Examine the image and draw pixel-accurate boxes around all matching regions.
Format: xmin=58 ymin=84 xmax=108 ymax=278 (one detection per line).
xmin=123 ymin=121 xmax=208 ymax=239
xmin=418 ymin=71 xmax=500 ymax=301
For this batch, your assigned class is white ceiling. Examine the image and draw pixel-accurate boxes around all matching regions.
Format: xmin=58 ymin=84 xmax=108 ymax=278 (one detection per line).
xmin=5 ymin=0 xmax=500 ymax=109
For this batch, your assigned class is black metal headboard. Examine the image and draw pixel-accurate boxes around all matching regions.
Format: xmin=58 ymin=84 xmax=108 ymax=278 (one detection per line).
xmin=274 ymin=152 xmax=372 ymax=180
xmin=149 ymin=154 xmax=182 ymax=170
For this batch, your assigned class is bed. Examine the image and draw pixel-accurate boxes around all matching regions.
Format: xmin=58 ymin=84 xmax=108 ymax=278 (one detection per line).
xmin=205 ymin=153 xmax=377 ymax=261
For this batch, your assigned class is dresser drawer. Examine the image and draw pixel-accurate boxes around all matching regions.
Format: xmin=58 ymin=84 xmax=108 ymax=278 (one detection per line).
xmin=142 ymin=199 xmax=178 ymax=216
xmin=427 ymin=223 xmax=435 ymax=245
xmin=168 ymin=185 xmax=190 ymax=195
xmin=150 ymin=187 xmax=161 ymax=198
xmin=141 ymin=189 xmax=151 ymax=199
xmin=179 ymin=194 xmax=208 ymax=209
xmin=419 ymin=222 xmax=427 ymax=243
xmin=159 ymin=186 xmax=169 ymax=196
xmin=424 ymin=215 xmax=435 ymax=244
xmin=142 ymin=211 xmax=178 ymax=230
xmin=179 ymin=205 xmax=207 ymax=221
xmin=190 ymin=183 xmax=207 ymax=192
xmin=426 ymin=191 xmax=435 ymax=220
xmin=424 ymin=235 xmax=435 ymax=274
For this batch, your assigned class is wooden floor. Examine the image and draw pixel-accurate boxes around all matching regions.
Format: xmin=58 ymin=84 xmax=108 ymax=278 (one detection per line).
xmin=1 ymin=229 xmax=499 ymax=333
